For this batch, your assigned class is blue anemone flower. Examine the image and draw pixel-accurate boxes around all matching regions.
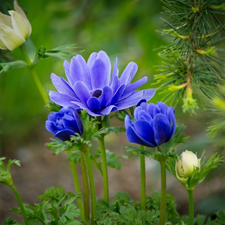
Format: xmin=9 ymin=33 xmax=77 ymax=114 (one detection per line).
xmin=125 ymin=102 xmax=176 ymax=147
xmin=45 ymin=107 xmax=83 ymax=141
xmin=49 ymin=50 xmax=155 ymax=117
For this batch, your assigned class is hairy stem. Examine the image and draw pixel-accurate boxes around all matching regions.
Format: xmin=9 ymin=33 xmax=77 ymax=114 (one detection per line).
xmin=10 ymin=185 xmax=28 ymax=225
xmin=188 ymin=190 xmax=194 ymax=225
xmin=159 ymin=161 xmax=167 ymax=225
xmin=83 ymin=149 xmax=96 ymax=225
xmin=81 ymin=152 xmax=90 ymax=220
xmin=97 ymin=116 xmax=109 ymax=204
xmin=140 ymin=145 xmax=146 ymax=210
xmin=20 ymin=45 xmax=48 ymax=104
xmin=67 ymin=151 xmax=84 ymax=221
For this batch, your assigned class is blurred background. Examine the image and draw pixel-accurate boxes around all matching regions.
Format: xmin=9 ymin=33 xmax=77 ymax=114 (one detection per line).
xmin=0 ymin=0 xmax=225 ymax=222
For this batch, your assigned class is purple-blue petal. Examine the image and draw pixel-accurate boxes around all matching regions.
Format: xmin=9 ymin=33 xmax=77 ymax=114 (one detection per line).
xmin=96 ymin=51 xmax=111 ymax=80
xmin=166 ymin=107 xmax=176 ymax=141
xmin=63 ymin=60 xmax=74 ymax=86
xmin=45 ymin=121 xmax=57 ymax=133
xmin=68 ymin=107 xmax=83 ymax=135
xmin=99 ymin=86 xmax=113 ymax=107
xmin=49 ymin=91 xmax=79 ymax=108
xmin=54 ymin=129 xmax=76 ymax=141
xmin=120 ymin=62 xmax=138 ymax=85
xmin=125 ymin=114 xmax=133 ymax=129
xmin=100 ymin=105 xmax=117 ymax=115
xmin=48 ymin=112 xmax=57 ymax=121
xmin=158 ymin=102 xmax=169 ymax=114
xmin=153 ymin=114 xmax=171 ymax=146
xmin=74 ymin=81 xmax=91 ymax=104
xmin=121 ymin=77 xmax=148 ymax=100
xmin=110 ymin=84 xmax=126 ymax=105
xmin=87 ymin=97 xmax=101 ymax=112
xmin=141 ymin=89 xmax=156 ymax=102
xmin=110 ymin=57 xmax=119 ymax=84
xmin=51 ymin=73 xmax=75 ymax=97
xmin=111 ymin=76 xmax=121 ymax=94
xmin=91 ymin=59 xmax=108 ymax=89
xmin=134 ymin=120 xmax=156 ymax=147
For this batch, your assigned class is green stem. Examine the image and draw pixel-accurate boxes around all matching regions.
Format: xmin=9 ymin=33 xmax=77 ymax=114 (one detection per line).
xmin=20 ymin=45 xmax=48 ymax=104
xmin=140 ymin=145 xmax=146 ymax=210
xmin=67 ymin=151 xmax=84 ymax=222
xmin=83 ymin=149 xmax=96 ymax=225
xmin=10 ymin=185 xmax=28 ymax=225
xmin=159 ymin=161 xmax=167 ymax=225
xmin=188 ymin=190 xmax=194 ymax=225
xmin=81 ymin=152 xmax=90 ymax=220
xmin=97 ymin=117 xmax=109 ymax=204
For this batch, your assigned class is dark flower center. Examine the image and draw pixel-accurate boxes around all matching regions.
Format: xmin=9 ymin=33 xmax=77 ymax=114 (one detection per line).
xmin=92 ymin=89 xmax=102 ymax=98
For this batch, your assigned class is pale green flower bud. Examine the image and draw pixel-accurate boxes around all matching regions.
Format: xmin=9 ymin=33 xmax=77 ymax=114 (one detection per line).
xmin=0 ymin=0 xmax=32 ymax=51
xmin=175 ymin=150 xmax=200 ymax=186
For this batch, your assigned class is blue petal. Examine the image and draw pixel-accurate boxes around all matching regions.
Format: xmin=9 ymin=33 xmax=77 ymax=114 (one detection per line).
xmin=54 ymin=129 xmax=75 ymax=141
xmin=121 ymin=77 xmax=147 ymax=99
xmin=91 ymin=59 xmax=109 ymax=89
xmin=158 ymin=102 xmax=169 ymax=114
xmin=51 ymin=73 xmax=75 ymax=96
xmin=45 ymin=121 xmax=57 ymax=134
xmin=111 ymin=76 xmax=121 ymax=93
xmin=110 ymin=57 xmax=119 ymax=85
xmin=48 ymin=112 xmax=57 ymax=121
xmin=63 ymin=60 xmax=74 ymax=86
xmin=125 ymin=114 xmax=133 ymax=129
xmin=153 ymin=114 xmax=171 ymax=146
xmin=87 ymin=97 xmax=101 ymax=112
xmin=87 ymin=52 xmax=97 ymax=70
xmin=99 ymin=86 xmax=113 ymax=107
xmin=74 ymin=81 xmax=91 ymax=104
xmin=70 ymin=55 xmax=92 ymax=90
xmin=96 ymin=51 xmax=111 ymax=80
xmin=140 ymin=102 xmax=148 ymax=111
xmin=116 ymin=91 xmax=143 ymax=110
xmin=134 ymin=120 xmax=156 ymax=147
xmin=62 ymin=114 xmax=81 ymax=135
xmin=166 ymin=107 xmax=176 ymax=141
xmin=126 ymin=126 xmax=155 ymax=147
xmin=147 ymin=103 xmax=156 ymax=118
xmin=68 ymin=107 xmax=83 ymax=135
xmin=141 ymin=89 xmax=156 ymax=102
xmin=100 ymin=105 xmax=117 ymax=115
xmin=110 ymin=84 xmax=126 ymax=105
xmin=120 ymin=62 xmax=138 ymax=85
xmin=49 ymin=91 xmax=79 ymax=108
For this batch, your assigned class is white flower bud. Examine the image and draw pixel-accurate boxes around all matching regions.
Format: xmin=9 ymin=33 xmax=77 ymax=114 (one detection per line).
xmin=0 ymin=0 xmax=32 ymax=51
xmin=175 ymin=150 xmax=200 ymax=185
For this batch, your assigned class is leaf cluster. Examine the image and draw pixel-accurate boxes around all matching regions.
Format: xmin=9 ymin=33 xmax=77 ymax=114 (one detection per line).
xmin=155 ymin=0 xmax=225 ymax=113
xmin=10 ymin=186 xmax=81 ymax=225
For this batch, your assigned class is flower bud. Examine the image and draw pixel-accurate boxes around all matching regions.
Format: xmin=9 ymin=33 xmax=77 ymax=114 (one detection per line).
xmin=175 ymin=150 xmax=200 ymax=186
xmin=0 ymin=0 xmax=32 ymax=51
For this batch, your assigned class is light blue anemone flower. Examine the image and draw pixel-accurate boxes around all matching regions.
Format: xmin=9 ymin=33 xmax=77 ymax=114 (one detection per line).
xmin=49 ymin=50 xmax=155 ymax=117
xmin=125 ymin=102 xmax=176 ymax=147
xmin=45 ymin=107 xmax=83 ymax=141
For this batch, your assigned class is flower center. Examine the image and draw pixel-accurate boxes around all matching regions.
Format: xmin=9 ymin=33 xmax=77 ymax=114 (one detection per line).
xmin=92 ymin=89 xmax=102 ymax=98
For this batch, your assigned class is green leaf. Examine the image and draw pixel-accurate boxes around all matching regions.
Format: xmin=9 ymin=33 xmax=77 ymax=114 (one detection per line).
xmin=0 ymin=61 xmax=27 ymax=73
xmin=24 ymin=37 xmax=36 ymax=63
xmin=2 ymin=218 xmax=22 ymax=225
xmin=215 ymin=210 xmax=225 ymax=224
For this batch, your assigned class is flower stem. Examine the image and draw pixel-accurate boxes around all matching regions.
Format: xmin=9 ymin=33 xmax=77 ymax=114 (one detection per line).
xmin=140 ymin=145 xmax=146 ymax=210
xmin=67 ymin=151 xmax=84 ymax=221
xmin=10 ymin=184 xmax=28 ymax=225
xmin=83 ymin=149 xmax=96 ymax=225
xmin=20 ymin=45 xmax=48 ymax=104
xmin=81 ymin=152 xmax=90 ymax=220
xmin=188 ymin=190 xmax=194 ymax=225
xmin=159 ymin=161 xmax=167 ymax=225
xmin=97 ymin=117 xmax=109 ymax=204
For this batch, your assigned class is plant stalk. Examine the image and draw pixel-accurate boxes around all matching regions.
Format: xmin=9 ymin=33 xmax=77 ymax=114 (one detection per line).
xmin=83 ymin=149 xmax=96 ymax=225
xmin=188 ymin=190 xmax=194 ymax=225
xmin=140 ymin=145 xmax=146 ymax=210
xmin=97 ymin=117 xmax=109 ymax=204
xmin=81 ymin=152 xmax=90 ymax=220
xmin=67 ymin=151 xmax=84 ymax=221
xmin=159 ymin=161 xmax=167 ymax=225
xmin=20 ymin=45 xmax=48 ymax=104
xmin=10 ymin=184 xmax=28 ymax=225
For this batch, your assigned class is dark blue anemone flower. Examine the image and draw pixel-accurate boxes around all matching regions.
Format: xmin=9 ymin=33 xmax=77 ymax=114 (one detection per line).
xmin=45 ymin=107 xmax=83 ymax=141
xmin=125 ymin=102 xmax=176 ymax=147
xmin=49 ymin=50 xmax=155 ymax=117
